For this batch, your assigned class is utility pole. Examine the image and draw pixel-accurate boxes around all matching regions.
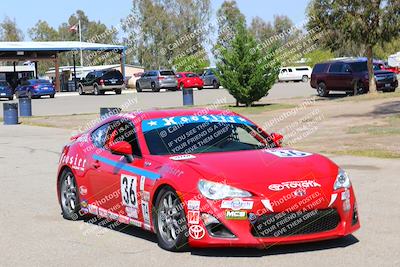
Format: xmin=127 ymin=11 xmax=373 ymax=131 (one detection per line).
xmin=79 ymin=20 xmax=83 ymax=67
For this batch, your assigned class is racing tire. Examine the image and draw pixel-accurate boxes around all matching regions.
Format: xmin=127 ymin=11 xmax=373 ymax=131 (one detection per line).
xmin=151 ymin=82 xmax=160 ymax=92
xmin=212 ymin=80 xmax=219 ymax=89
xmin=136 ymin=83 xmax=142 ymax=92
xmin=78 ymin=85 xmax=85 ymax=95
xmin=115 ymin=89 xmax=122 ymax=95
xmin=59 ymin=169 xmax=83 ymax=221
xmin=317 ymin=82 xmax=329 ymax=97
xmin=153 ymin=187 xmax=189 ymax=251
xmin=302 ymin=75 xmax=309 ymax=83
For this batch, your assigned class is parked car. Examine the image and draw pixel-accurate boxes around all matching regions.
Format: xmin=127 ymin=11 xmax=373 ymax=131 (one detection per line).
xmin=278 ymin=66 xmax=312 ymax=82
xmin=0 ymin=80 xmax=14 ymax=100
xmin=201 ymin=68 xmax=220 ymax=89
xmin=310 ymin=59 xmax=399 ymax=97
xmin=136 ymin=70 xmax=178 ymax=92
xmin=176 ymin=72 xmax=204 ymax=90
xmin=15 ymin=79 xmax=55 ymax=99
xmin=78 ymin=69 xmax=124 ymax=95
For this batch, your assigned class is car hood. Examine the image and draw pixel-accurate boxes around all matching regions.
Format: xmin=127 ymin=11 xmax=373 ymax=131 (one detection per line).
xmin=162 ymin=149 xmax=339 ymax=211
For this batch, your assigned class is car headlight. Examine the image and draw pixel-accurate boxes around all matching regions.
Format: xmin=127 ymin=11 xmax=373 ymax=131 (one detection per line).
xmin=334 ymin=169 xmax=351 ymax=190
xmin=198 ymin=180 xmax=252 ymax=200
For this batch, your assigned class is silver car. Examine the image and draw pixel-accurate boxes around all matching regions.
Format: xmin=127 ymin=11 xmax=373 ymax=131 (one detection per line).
xmin=136 ymin=70 xmax=178 ymax=92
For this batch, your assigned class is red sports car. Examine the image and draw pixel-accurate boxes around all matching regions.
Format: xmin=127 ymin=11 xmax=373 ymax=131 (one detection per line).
xmin=57 ymin=109 xmax=360 ymax=251
xmin=176 ymin=72 xmax=204 ymax=90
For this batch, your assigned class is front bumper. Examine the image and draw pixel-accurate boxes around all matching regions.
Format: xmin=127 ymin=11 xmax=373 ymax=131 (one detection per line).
xmin=183 ymin=188 xmax=360 ymax=248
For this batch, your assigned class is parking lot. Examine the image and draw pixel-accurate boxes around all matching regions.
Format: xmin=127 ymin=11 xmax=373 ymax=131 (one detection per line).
xmin=0 ymin=123 xmax=399 ymax=266
xmin=0 ymin=82 xmax=316 ymax=117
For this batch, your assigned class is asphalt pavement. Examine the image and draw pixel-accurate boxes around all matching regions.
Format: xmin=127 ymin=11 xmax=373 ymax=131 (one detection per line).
xmin=0 ymin=124 xmax=399 ymax=266
xmin=0 ymin=82 xmax=316 ymax=117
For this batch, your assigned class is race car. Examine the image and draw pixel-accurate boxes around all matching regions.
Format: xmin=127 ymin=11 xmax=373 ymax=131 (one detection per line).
xmin=57 ymin=109 xmax=360 ymax=251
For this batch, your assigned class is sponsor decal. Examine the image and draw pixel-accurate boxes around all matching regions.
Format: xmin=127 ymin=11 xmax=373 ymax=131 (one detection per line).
xmin=341 ymin=189 xmax=350 ymax=201
xmin=118 ymin=215 xmax=130 ymax=225
xmin=225 ymin=210 xmax=247 ymax=220
xmin=129 ymin=219 xmax=142 ymax=227
xmin=108 ymin=211 xmax=119 ymax=221
xmin=80 ymin=200 xmax=88 ymax=208
xmin=79 ymin=186 xmax=88 ymax=196
xmin=187 ymin=200 xmax=200 ymax=210
xmin=221 ymin=198 xmax=253 ymax=211
xmin=248 ymin=213 xmax=257 ymax=223
xmin=189 ymin=225 xmax=205 ymax=240
xmin=125 ymin=206 xmax=139 ymax=219
xmin=169 ymin=154 xmax=196 ymax=161
xmin=141 ymin=191 xmax=150 ymax=202
xmin=139 ymin=176 xmax=146 ymax=191
xmin=88 ymin=204 xmax=98 ymax=215
xmin=61 ymin=153 xmax=87 ymax=171
xmin=294 ymin=188 xmax=307 ymax=197
xmin=142 ymin=115 xmax=254 ymax=132
xmin=141 ymin=201 xmax=151 ymax=225
xmin=121 ymin=174 xmax=138 ymax=208
xmin=98 ymin=207 xmax=108 ymax=218
xmin=268 ymin=180 xmax=321 ymax=191
xmin=187 ymin=210 xmax=200 ymax=224
xmin=265 ymin=149 xmax=313 ymax=158
xmin=80 ymin=207 xmax=89 ymax=214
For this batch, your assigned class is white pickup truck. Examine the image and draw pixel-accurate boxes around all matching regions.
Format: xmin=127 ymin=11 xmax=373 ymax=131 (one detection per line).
xmin=278 ymin=66 xmax=312 ymax=82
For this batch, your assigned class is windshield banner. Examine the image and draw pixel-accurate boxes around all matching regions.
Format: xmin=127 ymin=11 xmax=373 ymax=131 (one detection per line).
xmin=142 ymin=115 xmax=254 ymax=132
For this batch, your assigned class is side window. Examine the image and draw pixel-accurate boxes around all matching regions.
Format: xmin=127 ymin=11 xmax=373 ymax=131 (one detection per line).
xmin=281 ymin=69 xmax=287 ymax=73
xmin=91 ymin=123 xmax=110 ymax=148
xmin=329 ymin=63 xmax=342 ymax=73
xmin=288 ymin=68 xmax=293 ymax=72
xmin=342 ymin=64 xmax=352 ymax=73
xmin=105 ymin=120 xmax=142 ymax=157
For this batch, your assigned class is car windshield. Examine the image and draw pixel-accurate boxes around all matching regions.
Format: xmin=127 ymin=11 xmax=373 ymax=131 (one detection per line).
xmin=142 ymin=115 xmax=275 ymax=155
xmin=186 ymin=73 xmax=198 ymax=78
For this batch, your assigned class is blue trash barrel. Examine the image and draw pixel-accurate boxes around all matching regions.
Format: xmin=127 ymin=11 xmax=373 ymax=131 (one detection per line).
xmin=100 ymin=107 xmax=122 ymax=120
xmin=19 ymin=98 xmax=32 ymax=117
xmin=3 ymin=103 xmax=18 ymax=125
xmin=183 ymin=88 xmax=194 ymax=106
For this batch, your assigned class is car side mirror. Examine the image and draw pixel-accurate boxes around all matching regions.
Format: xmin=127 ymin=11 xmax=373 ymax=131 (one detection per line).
xmin=270 ymin=133 xmax=284 ymax=146
xmin=109 ymin=141 xmax=133 ymax=163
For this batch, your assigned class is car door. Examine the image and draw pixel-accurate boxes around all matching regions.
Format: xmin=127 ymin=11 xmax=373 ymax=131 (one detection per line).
xmin=341 ymin=64 xmax=354 ymax=90
xmin=326 ymin=63 xmax=343 ymax=90
xmin=83 ymin=73 xmax=95 ymax=92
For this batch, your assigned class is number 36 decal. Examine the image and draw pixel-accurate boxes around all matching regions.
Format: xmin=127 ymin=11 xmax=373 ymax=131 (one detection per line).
xmin=121 ymin=174 xmax=138 ymax=208
xmin=265 ymin=149 xmax=313 ymax=158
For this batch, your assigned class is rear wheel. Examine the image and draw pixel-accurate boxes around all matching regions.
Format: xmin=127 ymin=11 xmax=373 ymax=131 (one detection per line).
xmin=180 ymin=83 xmax=184 ymax=90
xmin=78 ymin=85 xmax=85 ymax=95
xmin=136 ymin=82 xmax=142 ymax=92
xmin=27 ymin=91 xmax=33 ymax=99
xmin=50 ymin=94 xmax=55 ymax=98
xmin=198 ymin=87 xmax=203 ymax=90
xmin=115 ymin=88 xmax=122 ymax=95
xmin=151 ymin=82 xmax=160 ymax=92
xmin=94 ymin=85 xmax=100 ymax=95
xmin=302 ymin=75 xmax=309 ymax=83
xmin=317 ymin=82 xmax=329 ymax=97
xmin=212 ymin=80 xmax=219 ymax=89
xmin=154 ymin=187 xmax=188 ymax=251
xmin=354 ymin=81 xmax=367 ymax=95
xmin=59 ymin=169 xmax=82 ymax=221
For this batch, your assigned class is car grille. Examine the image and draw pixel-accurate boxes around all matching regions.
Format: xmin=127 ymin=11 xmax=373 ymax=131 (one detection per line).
xmin=375 ymin=74 xmax=395 ymax=84
xmin=251 ymin=209 xmax=340 ymax=238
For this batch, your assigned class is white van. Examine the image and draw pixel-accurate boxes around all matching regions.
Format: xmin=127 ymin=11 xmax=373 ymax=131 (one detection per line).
xmin=278 ymin=66 xmax=312 ymax=82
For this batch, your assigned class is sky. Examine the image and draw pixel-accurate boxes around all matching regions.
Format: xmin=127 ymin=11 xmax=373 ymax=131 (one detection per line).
xmin=0 ymin=0 xmax=310 ymax=40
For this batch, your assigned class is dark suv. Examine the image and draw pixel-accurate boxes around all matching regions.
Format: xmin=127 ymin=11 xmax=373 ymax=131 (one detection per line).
xmin=310 ymin=59 xmax=398 ymax=97
xmin=78 ymin=69 xmax=124 ymax=95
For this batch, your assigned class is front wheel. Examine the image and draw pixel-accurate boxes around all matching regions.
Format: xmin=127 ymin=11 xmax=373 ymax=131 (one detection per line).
xmin=212 ymin=80 xmax=219 ymax=89
xmin=154 ymin=187 xmax=188 ymax=251
xmin=50 ymin=94 xmax=55 ymax=98
xmin=179 ymin=83 xmax=184 ymax=90
xmin=115 ymin=89 xmax=122 ymax=95
xmin=198 ymin=87 xmax=203 ymax=90
xmin=151 ymin=82 xmax=160 ymax=92
xmin=136 ymin=82 xmax=142 ymax=92
xmin=317 ymin=82 xmax=329 ymax=97
xmin=78 ymin=85 xmax=85 ymax=95
xmin=59 ymin=169 xmax=82 ymax=221
xmin=94 ymin=85 xmax=100 ymax=95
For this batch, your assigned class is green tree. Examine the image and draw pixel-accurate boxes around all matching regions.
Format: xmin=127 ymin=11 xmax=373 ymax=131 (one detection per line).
xmin=249 ymin=16 xmax=274 ymax=42
xmin=0 ymin=16 xmax=24 ymax=41
xmin=307 ymin=0 xmax=400 ymax=93
xmin=304 ymin=49 xmax=334 ymax=67
xmin=374 ymin=37 xmax=400 ymax=60
xmin=217 ymin=21 xmax=280 ymax=107
xmin=122 ymin=0 xmax=211 ymax=70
